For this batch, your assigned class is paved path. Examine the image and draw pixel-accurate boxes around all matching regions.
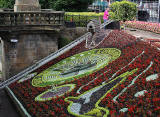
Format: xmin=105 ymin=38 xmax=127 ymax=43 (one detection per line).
xmin=0 ymin=43 xmax=20 ymax=117
xmin=125 ymin=27 xmax=160 ymax=48
xmin=0 ymin=89 xmax=20 ymax=117
xmin=125 ymin=27 xmax=160 ymax=40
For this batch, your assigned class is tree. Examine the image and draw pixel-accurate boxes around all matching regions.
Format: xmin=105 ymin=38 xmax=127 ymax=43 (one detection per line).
xmin=0 ymin=0 xmax=14 ymax=9
xmin=39 ymin=0 xmax=56 ymax=9
xmin=109 ymin=0 xmax=137 ymax=22
xmin=0 ymin=0 xmax=94 ymax=12
xmin=53 ymin=0 xmax=94 ymax=11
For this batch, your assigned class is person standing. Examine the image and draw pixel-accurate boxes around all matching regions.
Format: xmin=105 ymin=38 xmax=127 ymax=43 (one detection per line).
xmin=103 ymin=7 xmax=109 ymax=22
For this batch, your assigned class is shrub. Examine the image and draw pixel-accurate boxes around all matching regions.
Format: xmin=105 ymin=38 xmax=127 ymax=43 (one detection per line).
xmin=0 ymin=0 xmax=14 ymax=8
xmin=58 ymin=37 xmax=72 ymax=49
xmin=109 ymin=0 xmax=137 ymax=22
xmin=65 ymin=12 xmax=104 ymax=17
xmin=54 ymin=0 xmax=94 ymax=12
xmin=65 ymin=12 xmax=104 ymax=27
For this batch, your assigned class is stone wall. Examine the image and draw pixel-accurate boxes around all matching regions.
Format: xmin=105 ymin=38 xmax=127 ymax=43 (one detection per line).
xmin=0 ymin=27 xmax=87 ymax=80
xmin=60 ymin=27 xmax=87 ymax=41
xmin=1 ymin=30 xmax=58 ymax=79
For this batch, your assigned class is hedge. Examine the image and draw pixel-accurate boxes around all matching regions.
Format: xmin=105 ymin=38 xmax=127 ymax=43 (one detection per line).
xmin=65 ymin=12 xmax=104 ymax=27
xmin=109 ymin=1 xmax=137 ymax=22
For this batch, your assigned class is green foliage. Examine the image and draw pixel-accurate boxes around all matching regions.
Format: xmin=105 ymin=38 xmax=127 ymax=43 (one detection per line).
xmin=0 ymin=0 xmax=14 ymax=8
xmin=39 ymin=0 xmax=56 ymax=9
xmin=109 ymin=0 xmax=137 ymax=22
xmin=54 ymin=0 xmax=94 ymax=12
xmin=66 ymin=12 xmax=104 ymax=16
xmin=85 ymin=108 xmax=103 ymax=116
xmin=65 ymin=12 xmax=103 ymax=27
xmin=58 ymin=37 xmax=72 ymax=48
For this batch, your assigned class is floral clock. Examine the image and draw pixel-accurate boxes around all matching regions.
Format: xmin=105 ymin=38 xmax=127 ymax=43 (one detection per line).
xmin=30 ymin=48 xmax=121 ymax=101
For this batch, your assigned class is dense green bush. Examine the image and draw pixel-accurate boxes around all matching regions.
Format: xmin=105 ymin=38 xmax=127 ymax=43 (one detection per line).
xmin=54 ymin=0 xmax=94 ymax=12
xmin=39 ymin=0 xmax=56 ymax=9
xmin=109 ymin=0 xmax=137 ymax=22
xmin=66 ymin=12 xmax=104 ymax=17
xmin=58 ymin=37 xmax=72 ymax=49
xmin=0 ymin=0 xmax=14 ymax=8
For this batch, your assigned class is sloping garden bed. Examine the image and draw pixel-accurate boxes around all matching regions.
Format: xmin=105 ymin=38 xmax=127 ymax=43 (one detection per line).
xmin=8 ymin=30 xmax=160 ymax=117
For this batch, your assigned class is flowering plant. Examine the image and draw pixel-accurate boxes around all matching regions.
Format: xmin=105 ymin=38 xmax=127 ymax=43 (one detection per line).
xmin=9 ymin=30 xmax=160 ymax=116
xmin=123 ymin=21 xmax=160 ymax=34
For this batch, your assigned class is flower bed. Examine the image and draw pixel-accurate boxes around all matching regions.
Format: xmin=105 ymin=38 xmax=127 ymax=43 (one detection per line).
xmin=9 ymin=30 xmax=160 ymax=117
xmin=123 ymin=21 xmax=160 ymax=34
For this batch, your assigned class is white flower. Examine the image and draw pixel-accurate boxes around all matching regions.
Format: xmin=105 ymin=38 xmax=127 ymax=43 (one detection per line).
xmin=119 ymin=108 xmax=128 ymax=112
xmin=134 ymin=90 xmax=147 ymax=97
xmin=146 ymin=74 xmax=158 ymax=82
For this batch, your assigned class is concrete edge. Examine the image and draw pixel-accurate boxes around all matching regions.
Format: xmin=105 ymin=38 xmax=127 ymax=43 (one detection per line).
xmin=5 ymin=86 xmax=31 ymax=117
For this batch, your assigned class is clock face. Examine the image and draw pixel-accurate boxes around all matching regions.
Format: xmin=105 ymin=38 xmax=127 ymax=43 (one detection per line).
xmin=32 ymin=48 xmax=121 ymax=87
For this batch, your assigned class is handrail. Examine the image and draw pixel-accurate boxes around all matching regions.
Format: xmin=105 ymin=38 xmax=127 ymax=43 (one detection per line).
xmin=0 ymin=18 xmax=114 ymax=89
xmin=0 ymin=32 xmax=92 ymax=89
xmin=64 ymin=14 xmax=103 ymax=27
xmin=100 ymin=19 xmax=114 ymax=29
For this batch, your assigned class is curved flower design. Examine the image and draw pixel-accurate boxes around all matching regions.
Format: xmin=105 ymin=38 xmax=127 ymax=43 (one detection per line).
xmin=8 ymin=30 xmax=160 ymax=117
xmin=32 ymin=48 xmax=121 ymax=87
xmin=35 ymin=84 xmax=75 ymax=101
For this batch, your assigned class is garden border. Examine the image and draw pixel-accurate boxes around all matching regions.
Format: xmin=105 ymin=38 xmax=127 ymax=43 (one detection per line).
xmin=5 ymin=86 xmax=31 ymax=117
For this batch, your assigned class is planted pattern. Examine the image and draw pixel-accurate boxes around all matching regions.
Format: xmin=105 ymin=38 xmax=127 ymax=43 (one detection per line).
xmin=35 ymin=84 xmax=75 ymax=101
xmin=32 ymin=48 xmax=121 ymax=87
xmin=9 ymin=30 xmax=160 ymax=117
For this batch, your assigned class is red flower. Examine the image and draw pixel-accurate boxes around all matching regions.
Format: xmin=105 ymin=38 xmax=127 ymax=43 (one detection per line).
xmin=50 ymin=111 xmax=55 ymax=116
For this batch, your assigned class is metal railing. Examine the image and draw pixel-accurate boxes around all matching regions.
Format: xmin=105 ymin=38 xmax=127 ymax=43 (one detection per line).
xmin=64 ymin=14 xmax=103 ymax=27
xmin=0 ymin=18 xmax=113 ymax=89
xmin=0 ymin=32 xmax=92 ymax=89
xmin=100 ymin=19 xmax=114 ymax=29
xmin=0 ymin=11 xmax=65 ymax=26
